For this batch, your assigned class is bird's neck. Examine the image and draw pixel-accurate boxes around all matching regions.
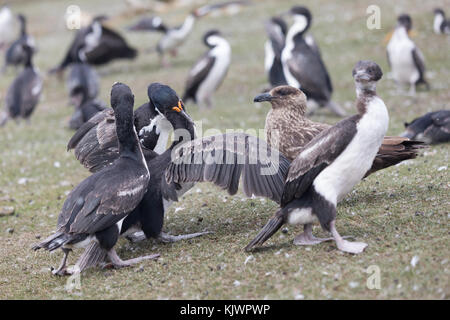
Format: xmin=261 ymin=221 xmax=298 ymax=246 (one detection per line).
xmin=20 ymin=20 xmax=26 ymax=36
xmin=355 ymin=82 xmax=379 ymax=115
xmin=180 ymin=14 xmax=195 ymax=34
xmin=116 ymin=111 xmax=141 ymax=158
xmin=393 ymin=26 xmax=409 ymax=40
xmin=434 ymin=14 xmax=444 ymax=32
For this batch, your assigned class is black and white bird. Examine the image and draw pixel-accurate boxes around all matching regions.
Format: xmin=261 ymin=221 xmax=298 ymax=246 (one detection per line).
xmin=67 ymin=83 xmax=191 ymax=172
xmin=264 ymin=16 xmax=288 ymax=88
xmin=183 ymin=30 xmax=231 ymax=109
xmin=0 ymin=44 xmax=42 ymax=127
xmin=433 ymin=8 xmax=450 ymax=35
xmin=0 ymin=6 xmax=15 ymax=49
xmin=69 ymin=83 xmax=208 ymax=244
xmin=401 ymin=110 xmax=450 ymax=144
xmin=154 ymin=11 xmax=199 ymax=66
xmin=32 ymin=83 xmax=158 ymax=275
xmin=3 ymin=14 xmax=36 ymax=72
xmin=386 ymin=14 xmax=429 ymax=95
xmin=50 ymin=16 xmax=137 ymax=74
xmin=68 ymin=85 xmax=106 ymax=130
xmin=280 ymin=6 xmax=345 ymax=116
xmin=245 ymin=60 xmax=389 ymax=254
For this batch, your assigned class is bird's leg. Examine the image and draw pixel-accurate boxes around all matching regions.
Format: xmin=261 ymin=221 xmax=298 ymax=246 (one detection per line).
xmin=170 ymin=49 xmax=178 ymax=57
xmin=51 ymin=248 xmax=71 ymax=276
xmin=306 ymin=100 xmax=320 ymax=116
xmin=293 ymin=224 xmax=334 ymax=245
xmin=330 ymin=220 xmax=367 ymax=254
xmin=157 ymin=231 xmax=212 ymax=243
xmin=160 ymin=55 xmax=171 ymax=68
xmin=105 ymin=249 xmax=159 ymax=269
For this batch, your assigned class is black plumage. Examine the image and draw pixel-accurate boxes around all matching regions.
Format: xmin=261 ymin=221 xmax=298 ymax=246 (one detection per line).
xmin=401 ymin=110 xmax=450 ymax=144
xmin=68 ymin=85 xmax=106 ymax=130
xmin=67 ymin=83 xmax=191 ymax=172
xmin=67 ymin=62 xmax=100 ymax=103
xmin=264 ymin=16 xmax=288 ymax=87
xmin=51 ymin=16 xmax=137 ymax=73
xmin=32 ymin=83 xmax=156 ymax=275
xmin=0 ymin=44 xmax=42 ymax=126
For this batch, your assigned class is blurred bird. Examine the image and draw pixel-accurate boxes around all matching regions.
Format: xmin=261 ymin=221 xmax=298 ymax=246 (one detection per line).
xmin=183 ymin=30 xmax=231 ymax=109
xmin=50 ymin=16 xmax=137 ymax=74
xmin=0 ymin=44 xmax=42 ymax=127
xmin=401 ymin=110 xmax=450 ymax=144
xmin=68 ymin=84 xmax=106 ymax=130
xmin=264 ymin=16 xmax=288 ymax=88
xmin=433 ymin=8 xmax=450 ymax=35
xmin=32 ymin=83 xmax=158 ymax=275
xmin=2 ymin=14 xmax=36 ymax=72
xmin=280 ymin=6 xmax=345 ymax=116
xmin=386 ymin=14 xmax=429 ymax=95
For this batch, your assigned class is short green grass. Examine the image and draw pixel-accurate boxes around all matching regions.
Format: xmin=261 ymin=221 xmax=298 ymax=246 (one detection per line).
xmin=0 ymin=0 xmax=449 ymax=299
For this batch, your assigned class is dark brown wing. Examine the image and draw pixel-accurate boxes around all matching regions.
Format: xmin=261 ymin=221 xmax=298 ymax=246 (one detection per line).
xmin=365 ymin=136 xmax=425 ymax=176
xmin=67 ymin=108 xmax=119 ymax=172
xmin=165 ymin=133 xmax=290 ymax=204
xmin=412 ymin=47 xmax=426 ymax=82
xmin=58 ymin=158 xmax=149 ymax=234
xmin=281 ymin=116 xmax=359 ymax=206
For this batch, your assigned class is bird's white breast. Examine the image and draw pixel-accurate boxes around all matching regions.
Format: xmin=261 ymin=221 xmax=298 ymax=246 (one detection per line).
xmin=313 ymin=96 xmax=389 ymax=205
xmin=281 ymin=21 xmax=306 ymax=89
xmin=195 ymin=39 xmax=231 ymax=102
xmin=433 ymin=14 xmax=444 ymax=34
xmin=264 ymin=40 xmax=275 ymax=73
xmin=387 ymin=28 xmax=419 ymax=84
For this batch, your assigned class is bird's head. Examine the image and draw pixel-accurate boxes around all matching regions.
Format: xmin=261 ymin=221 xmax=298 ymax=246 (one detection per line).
xmin=254 ymin=85 xmax=307 ymax=114
xmin=433 ymin=8 xmax=445 ymax=17
xmin=203 ymin=30 xmax=226 ymax=48
xmin=282 ymin=6 xmax=312 ymax=34
xmin=110 ymin=82 xmax=134 ymax=114
xmin=147 ymin=83 xmax=195 ymax=141
xmin=397 ymin=14 xmax=412 ymax=31
xmin=352 ymin=60 xmax=383 ymax=94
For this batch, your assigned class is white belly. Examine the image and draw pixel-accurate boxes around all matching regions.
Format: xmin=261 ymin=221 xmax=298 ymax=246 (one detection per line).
xmin=314 ymin=97 xmax=389 ymax=205
xmin=287 ymin=207 xmax=318 ymax=225
xmin=196 ymin=46 xmax=230 ymax=104
xmin=387 ymin=36 xmax=419 ymax=84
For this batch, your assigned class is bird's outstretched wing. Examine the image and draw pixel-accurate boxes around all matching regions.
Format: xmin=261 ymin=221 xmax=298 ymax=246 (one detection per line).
xmin=165 ymin=133 xmax=290 ymax=204
xmin=281 ymin=116 xmax=359 ymax=206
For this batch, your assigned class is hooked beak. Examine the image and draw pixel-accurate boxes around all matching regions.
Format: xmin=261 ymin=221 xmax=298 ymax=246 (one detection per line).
xmin=253 ymin=92 xmax=273 ymax=103
xmin=172 ymin=101 xmax=194 ymax=125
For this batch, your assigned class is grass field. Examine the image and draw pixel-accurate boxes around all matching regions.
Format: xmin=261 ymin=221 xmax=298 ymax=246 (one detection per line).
xmin=0 ymin=0 xmax=448 ymax=299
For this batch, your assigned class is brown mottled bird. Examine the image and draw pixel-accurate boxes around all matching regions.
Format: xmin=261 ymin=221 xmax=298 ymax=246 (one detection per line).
xmin=254 ymin=85 xmax=423 ymax=176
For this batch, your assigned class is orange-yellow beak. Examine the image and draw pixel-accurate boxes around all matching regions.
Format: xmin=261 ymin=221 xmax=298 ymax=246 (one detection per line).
xmin=172 ymin=100 xmax=183 ymax=112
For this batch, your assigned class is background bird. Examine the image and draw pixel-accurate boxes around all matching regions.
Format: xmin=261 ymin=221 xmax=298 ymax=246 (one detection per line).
xmin=183 ymin=30 xmax=231 ymax=109
xmin=279 ymin=6 xmax=346 ymax=116
xmin=401 ymin=110 xmax=450 ymax=144
xmin=433 ymin=8 xmax=450 ymax=35
xmin=0 ymin=44 xmax=42 ymax=126
xmin=386 ymin=14 xmax=429 ymax=95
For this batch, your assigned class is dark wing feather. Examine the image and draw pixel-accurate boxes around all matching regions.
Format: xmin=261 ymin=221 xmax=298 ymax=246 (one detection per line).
xmin=281 ymin=116 xmax=359 ymax=206
xmin=58 ymin=159 xmax=149 ymax=235
xmin=287 ymin=40 xmax=332 ymax=102
xmin=67 ymin=108 xmax=119 ymax=172
xmin=411 ymin=47 xmax=426 ymax=82
xmin=183 ymin=53 xmax=215 ymax=102
xmin=165 ymin=133 xmax=290 ymax=204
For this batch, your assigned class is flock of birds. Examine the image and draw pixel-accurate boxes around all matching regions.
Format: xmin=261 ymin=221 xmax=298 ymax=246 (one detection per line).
xmin=0 ymin=1 xmax=448 ymax=276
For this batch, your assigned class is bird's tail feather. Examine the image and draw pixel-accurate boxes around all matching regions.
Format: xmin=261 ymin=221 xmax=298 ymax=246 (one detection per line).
xmin=32 ymin=231 xmax=70 ymax=252
xmin=245 ymin=210 xmax=284 ymax=251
